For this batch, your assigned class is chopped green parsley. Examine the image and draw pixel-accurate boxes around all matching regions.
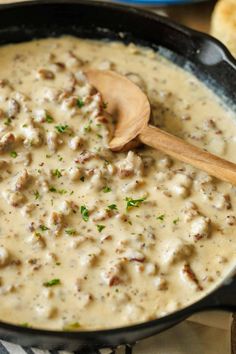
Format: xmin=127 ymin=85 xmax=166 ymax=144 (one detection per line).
xmin=84 ymin=126 xmax=91 ymax=133
xmin=107 ymin=204 xmax=118 ymax=210
xmin=97 ymin=224 xmax=106 ymax=233
xmin=10 ymin=151 xmax=17 ymax=158
xmin=125 ymin=197 xmax=146 ymax=211
xmin=20 ymin=323 xmax=30 ymax=328
xmin=157 ymin=214 xmax=165 ymax=221
xmin=84 ymin=122 xmax=92 ymax=133
xmin=34 ymin=232 xmax=42 ymax=239
xmin=103 ymin=102 xmax=108 ymax=109
xmin=55 ymin=124 xmax=69 ymax=133
xmin=58 ymin=189 xmax=67 ymax=195
xmin=39 ymin=225 xmax=49 ymax=231
xmin=4 ymin=118 xmax=12 ymax=126
xmin=52 ymin=169 xmax=62 ymax=178
xmin=65 ymin=228 xmax=76 ymax=236
xmin=45 ymin=113 xmax=54 ymax=123
xmin=173 ymin=217 xmax=180 ymax=225
xmin=77 ymin=98 xmax=84 ymax=108
xmin=81 ymin=205 xmax=89 ymax=222
xmin=49 ymin=186 xmax=67 ymax=194
xmin=103 ymin=159 xmax=110 ymax=166
xmin=63 ymin=322 xmax=81 ymax=331
xmin=102 ymin=186 xmax=111 ymax=193
xmin=33 ymin=190 xmax=41 ymax=200
xmin=43 ymin=278 xmax=61 ymax=287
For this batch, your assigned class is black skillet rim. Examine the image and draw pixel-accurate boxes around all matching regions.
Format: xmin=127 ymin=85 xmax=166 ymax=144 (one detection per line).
xmin=0 ymin=0 xmax=234 ymax=342
xmin=1 ymin=0 xmax=235 ymax=64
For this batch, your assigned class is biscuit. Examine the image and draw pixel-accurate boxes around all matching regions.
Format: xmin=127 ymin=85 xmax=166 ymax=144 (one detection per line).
xmin=211 ymin=0 xmax=236 ymax=57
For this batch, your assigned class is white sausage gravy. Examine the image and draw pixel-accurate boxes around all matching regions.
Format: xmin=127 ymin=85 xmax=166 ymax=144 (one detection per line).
xmin=0 ymin=36 xmax=235 ymax=330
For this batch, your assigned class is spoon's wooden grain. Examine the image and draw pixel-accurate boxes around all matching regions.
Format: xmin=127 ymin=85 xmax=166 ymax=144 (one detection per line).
xmin=86 ymin=69 xmax=236 ymax=185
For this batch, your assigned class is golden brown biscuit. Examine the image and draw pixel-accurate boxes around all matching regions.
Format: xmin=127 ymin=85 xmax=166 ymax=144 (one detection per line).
xmin=211 ymin=0 xmax=236 ymax=57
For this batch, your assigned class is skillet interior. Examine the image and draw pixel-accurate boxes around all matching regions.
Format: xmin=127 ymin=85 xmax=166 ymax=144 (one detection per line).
xmin=0 ymin=0 xmax=235 ymax=350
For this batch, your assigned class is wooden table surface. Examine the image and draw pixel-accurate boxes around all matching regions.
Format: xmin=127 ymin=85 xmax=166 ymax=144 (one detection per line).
xmin=150 ymin=0 xmax=217 ymax=33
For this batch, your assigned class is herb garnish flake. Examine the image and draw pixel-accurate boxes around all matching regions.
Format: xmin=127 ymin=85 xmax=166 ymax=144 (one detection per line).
xmin=102 ymin=186 xmax=111 ymax=193
xmin=97 ymin=224 xmax=106 ymax=233
xmin=10 ymin=151 xmax=17 ymax=158
xmin=81 ymin=205 xmax=89 ymax=222
xmin=157 ymin=214 xmax=165 ymax=221
xmin=55 ymin=124 xmax=69 ymax=133
xmin=125 ymin=197 xmax=146 ymax=210
xmin=77 ymin=98 xmax=84 ymax=108
xmin=43 ymin=278 xmax=61 ymax=287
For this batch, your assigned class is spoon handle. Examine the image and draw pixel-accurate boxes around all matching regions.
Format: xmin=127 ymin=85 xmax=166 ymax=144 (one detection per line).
xmin=139 ymin=124 xmax=236 ymax=185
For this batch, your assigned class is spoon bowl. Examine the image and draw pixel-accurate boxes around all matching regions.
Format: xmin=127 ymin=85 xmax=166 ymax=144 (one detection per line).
xmin=86 ymin=69 xmax=236 ymax=186
xmin=86 ymin=70 xmax=150 ymax=151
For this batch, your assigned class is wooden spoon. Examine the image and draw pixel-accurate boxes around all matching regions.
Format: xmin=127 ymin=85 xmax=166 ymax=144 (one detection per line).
xmin=86 ymin=69 xmax=236 ymax=185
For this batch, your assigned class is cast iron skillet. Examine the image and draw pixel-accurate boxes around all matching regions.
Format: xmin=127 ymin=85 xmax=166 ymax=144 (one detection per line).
xmin=0 ymin=0 xmax=235 ymax=351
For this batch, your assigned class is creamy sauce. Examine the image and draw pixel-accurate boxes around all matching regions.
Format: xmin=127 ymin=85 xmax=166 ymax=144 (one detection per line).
xmin=0 ymin=36 xmax=235 ymax=331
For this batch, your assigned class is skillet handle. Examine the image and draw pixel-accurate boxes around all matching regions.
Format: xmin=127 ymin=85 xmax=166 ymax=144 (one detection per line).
xmin=195 ymin=277 xmax=236 ymax=312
